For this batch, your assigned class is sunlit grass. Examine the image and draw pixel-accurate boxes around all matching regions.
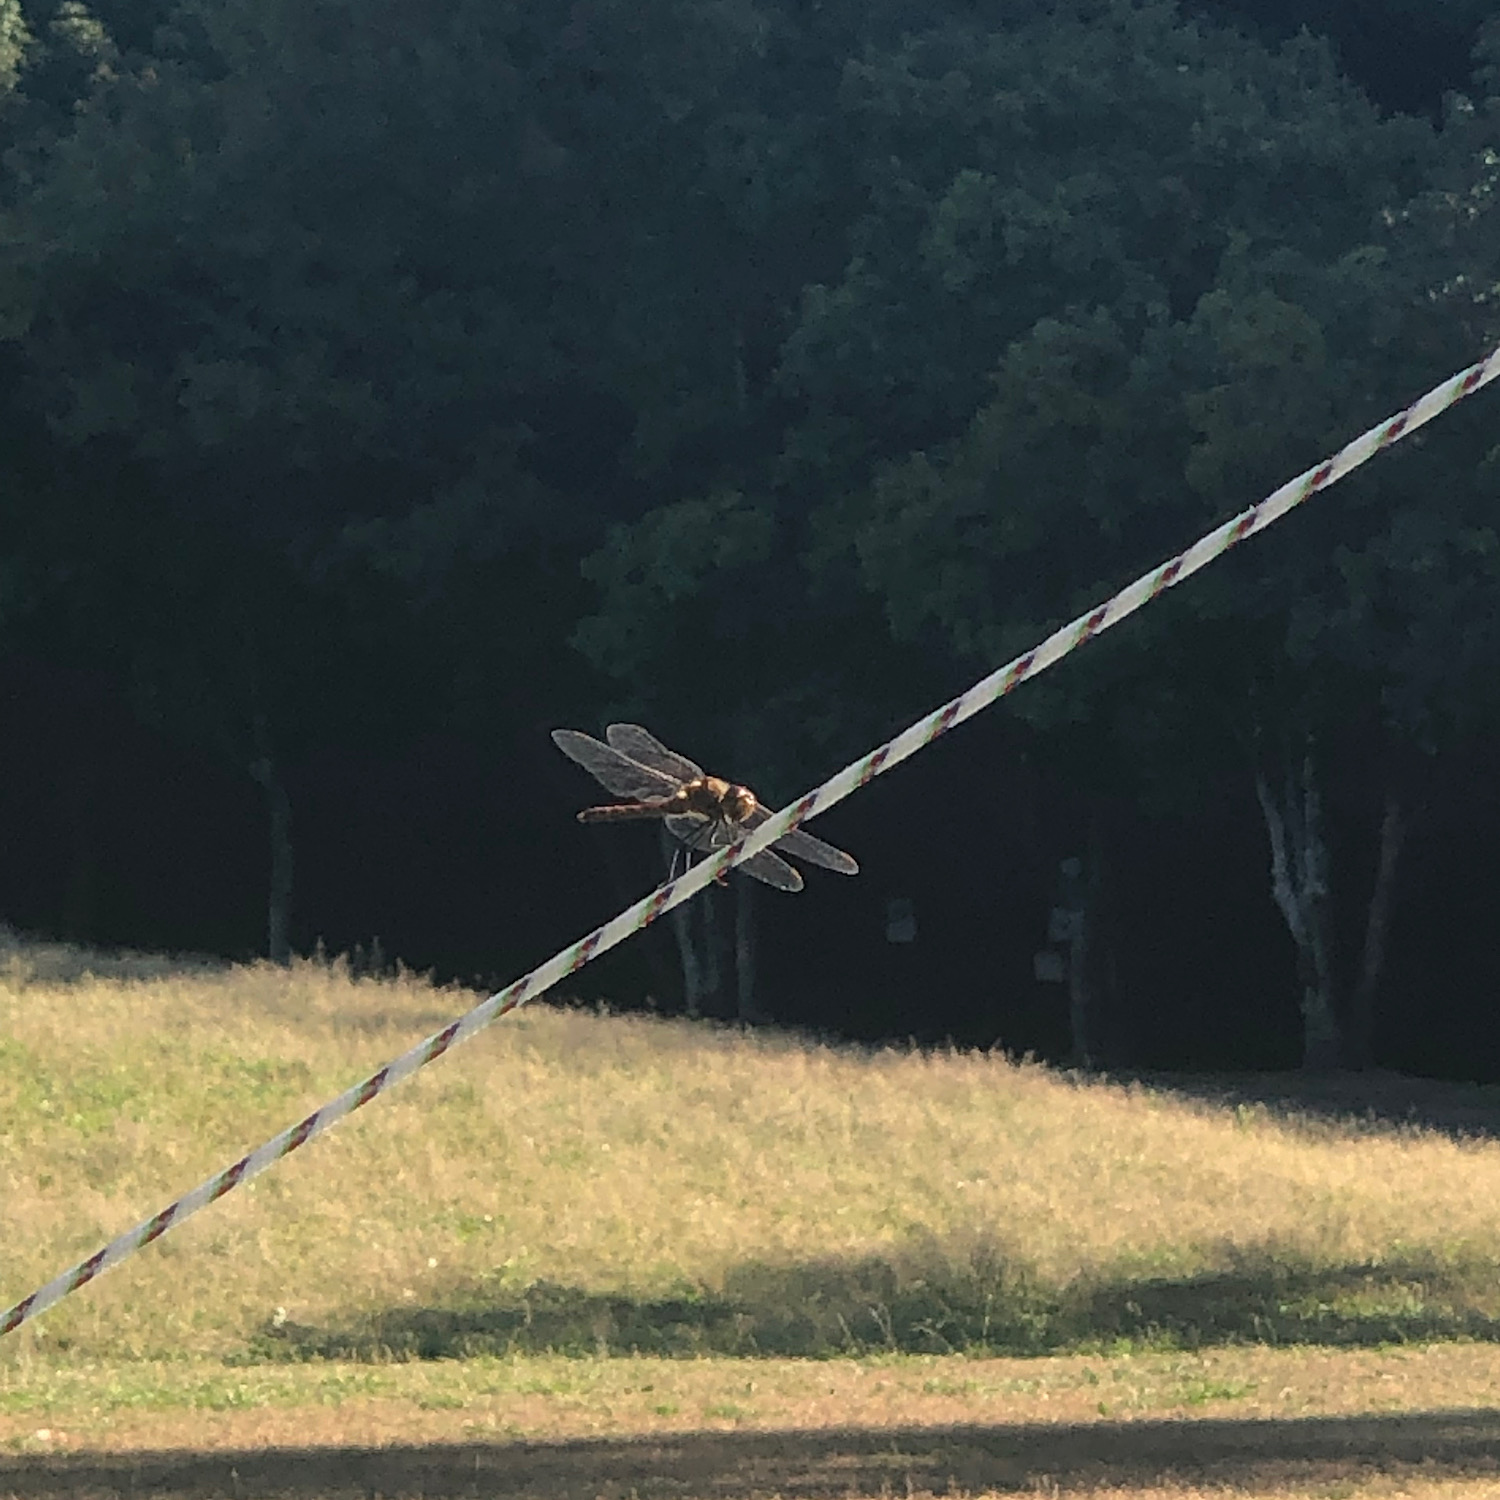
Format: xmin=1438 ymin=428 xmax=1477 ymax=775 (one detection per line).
xmin=5 ymin=933 xmax=1500 ymax=1371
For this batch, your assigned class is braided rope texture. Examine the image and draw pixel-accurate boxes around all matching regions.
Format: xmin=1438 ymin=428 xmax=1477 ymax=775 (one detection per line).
xmin=4 ymin=344 xmax=1498 ymax=1339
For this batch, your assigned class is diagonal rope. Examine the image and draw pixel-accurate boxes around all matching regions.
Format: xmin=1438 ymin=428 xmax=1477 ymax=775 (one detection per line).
xmin=4 ymin=344 xmax=1499 ymax=1340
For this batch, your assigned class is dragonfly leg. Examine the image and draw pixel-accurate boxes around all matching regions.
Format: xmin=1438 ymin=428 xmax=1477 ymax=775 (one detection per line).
xmin=674 ymin=823 xmax=729 ymax=886
xmin=703 ymin=823 xmax=732 ymax=886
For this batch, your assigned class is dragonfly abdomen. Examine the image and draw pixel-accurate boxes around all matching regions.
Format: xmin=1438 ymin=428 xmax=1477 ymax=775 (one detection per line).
xmin=577 ymin=801 xmax=672 ymax=824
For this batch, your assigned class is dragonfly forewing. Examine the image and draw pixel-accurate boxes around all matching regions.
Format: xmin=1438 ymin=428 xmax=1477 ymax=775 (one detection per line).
xmin=605 ymin=724 xmax=705 ymax=784
xmin=551 ymin=729 xmax=679 ymax=801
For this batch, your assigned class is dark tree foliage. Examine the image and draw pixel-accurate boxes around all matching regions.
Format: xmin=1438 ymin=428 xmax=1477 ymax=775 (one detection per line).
xmin=2 ymin=0 xmax=1499 ymax=1072
xmin=1185 ymin=0 xmax=1491 ymax=120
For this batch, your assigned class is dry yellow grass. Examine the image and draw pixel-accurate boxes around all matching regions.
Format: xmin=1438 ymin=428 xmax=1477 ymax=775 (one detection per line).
xmin=4 ymin=933 xmax=1500 ymax=1369
xmin=5 ymin=934 xmax=1500 ymax=1496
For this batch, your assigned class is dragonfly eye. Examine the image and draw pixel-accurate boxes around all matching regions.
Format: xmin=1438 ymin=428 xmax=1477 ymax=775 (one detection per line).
xmin=727 ymin=786 xmax=757 ymax=822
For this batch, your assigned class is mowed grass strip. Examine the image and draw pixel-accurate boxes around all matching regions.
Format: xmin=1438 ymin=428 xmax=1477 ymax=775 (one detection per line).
xmin=3 ymin=1344 xmax=1499 ymax=1444
xmin=5 ymin=939 xmax=1500 ymax=1367
xmin=3 ymin=1349 xmax=1500 ymax=1498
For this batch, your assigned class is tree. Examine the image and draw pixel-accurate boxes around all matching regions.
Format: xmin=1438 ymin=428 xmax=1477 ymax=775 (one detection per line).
xmin=0 ymin=0 xmax=27 ymax=96
xmin=1185 ymin=0 xmax=1493 ymax=118
xmin=1 ymin=0 xmax=862 ymax=547
xmin=0 ymin=0 xmax=829 ymax=963
xmin=556 ymin=0 xmax=1497 ymax=1061
xmin=775 ymin=0 xmax=1433 ymax=494
xmin=791 ymin=1 xmax=1489 ymax=1068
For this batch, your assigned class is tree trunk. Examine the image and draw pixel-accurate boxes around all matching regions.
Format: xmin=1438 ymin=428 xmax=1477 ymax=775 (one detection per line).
xmin=662 ymin=829 xmax=704 ymax=1016
xmin=700 ymin=883 xmax=725 ymax=1017
xmin=248 ymin=717 xmax=294 ymax=966
xmin=61 ymin=847 xmax=101 ymax=945
xmin=1072 ymin=824 xmax=1109 ymax=1069
xmin=668 ymin=901 xmax=703 ymax=1017
xmin=1347 ymin=794 xmax=1404 ymax=1071
xmin=1062 ymin=830 xmax=1106 ymax=1072
xmin=1066 ymin=897 xmax=1092 ymax=1070
xmin=62 ymin=753 xmax=102 ymax=943
xmin=1254 ymin=749 xmax=1341 ymax=1071
xmin=735 ymin=874 xmax=763 ymax=1024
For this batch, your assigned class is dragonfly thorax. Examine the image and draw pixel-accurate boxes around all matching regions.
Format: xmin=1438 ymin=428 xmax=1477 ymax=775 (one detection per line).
xmin=681 ymin=776 xmax=759 ymax=826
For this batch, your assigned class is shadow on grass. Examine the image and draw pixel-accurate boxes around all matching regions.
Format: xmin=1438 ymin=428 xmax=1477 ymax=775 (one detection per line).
xmin=1131 ymin=1067 xmax=1500 ymax=1143
xmin=4 ymin=1410 xmax=1500 ymax=1497
xmin=248 ymin=1241 xmax=1500 ymax=1362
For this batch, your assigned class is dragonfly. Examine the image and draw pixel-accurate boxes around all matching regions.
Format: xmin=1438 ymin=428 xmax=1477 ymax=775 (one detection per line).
xmin=551 ymin=723 xmax=859 ymax=893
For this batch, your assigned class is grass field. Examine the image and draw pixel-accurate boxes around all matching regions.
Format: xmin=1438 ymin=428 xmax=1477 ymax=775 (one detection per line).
xmin=3 ymin=932 xmax=1500 ymax=1496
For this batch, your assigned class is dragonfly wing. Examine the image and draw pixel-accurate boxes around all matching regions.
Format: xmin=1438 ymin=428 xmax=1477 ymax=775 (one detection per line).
xmin=664 ymin=813 xmax=716 ymax=850
xmin=742 ymin=804 xmax=859 ymax=875
xmin=605 ymin=724 xmax=705 ymax=784
xmin=772 ymin=826 xmax=860 ymax=876
xmin=739 ymin=848 xmax=804 ymax=893
xmin=663 ymin=814 xmax=801 ymax=890
xmin=552 ymin=729 xmax=679 ymax=800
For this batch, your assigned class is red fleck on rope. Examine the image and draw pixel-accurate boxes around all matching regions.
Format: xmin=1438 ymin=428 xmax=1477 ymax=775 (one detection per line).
xmin=5 ymin=343 xmax=1499 ymax=1340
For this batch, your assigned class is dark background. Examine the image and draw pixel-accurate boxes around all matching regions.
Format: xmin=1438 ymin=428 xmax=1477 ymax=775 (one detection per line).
xmin=2 ymin=0 xmax=1499 ymax=1075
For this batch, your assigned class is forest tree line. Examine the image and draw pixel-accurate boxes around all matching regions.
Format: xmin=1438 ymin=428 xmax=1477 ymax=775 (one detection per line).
xmin=2 ymin=0 xmax=1500 ymax=1073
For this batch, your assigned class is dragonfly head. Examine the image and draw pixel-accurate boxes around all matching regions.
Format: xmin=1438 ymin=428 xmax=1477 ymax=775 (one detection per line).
xmin=724 ymin=784 xmax=758 ymax=824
